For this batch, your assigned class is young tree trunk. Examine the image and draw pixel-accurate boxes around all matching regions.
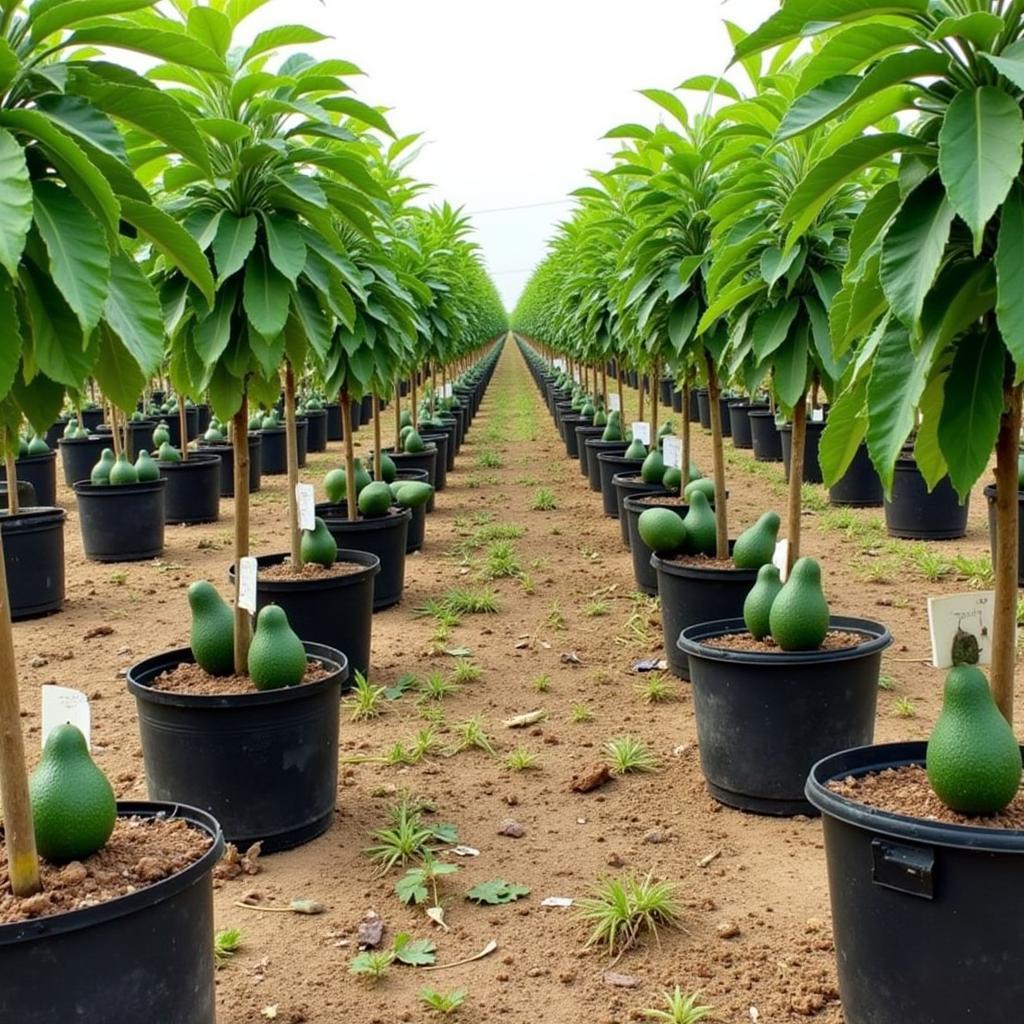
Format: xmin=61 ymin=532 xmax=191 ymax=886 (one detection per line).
xmin=681 ymin=382 xmax=691 ymax=492
xmin=108 ymin=403 xmax=121 ymax=457
xmin=372 ymin=394 xmax=382 ymax=481
xmin=284 ymin=361 xmax=301 ymax=569
xmin=410 ymin=374 xmax=418 ymax=429
xmin=616 ymin=366 xmax=624 ymax=421
xmin=704 ymin=351 xmax=729 ymax=560
xmin=638 ymin=372 xmax=646 ymax=423
xmin=651 ymin=359 xmax=660 ymax=440
xmin=5 ymin=442 xmax=18 ymax=515
xmin=393 ymin=378 xmax=402 ymax=451
xmin=787 ymin=396 xmax=808 ymax=572
xmin=430 ymin=363 xmax=437 ymax=418
xmin=992 ymin=382 xmax=1022 ymax=724
xmin=178 ymin=400 xmax=189 ymax=462
xmin=232 ymin=398 xmax=251 ymax=674
xmin=340 ymin=391 xmax=358 ymax=522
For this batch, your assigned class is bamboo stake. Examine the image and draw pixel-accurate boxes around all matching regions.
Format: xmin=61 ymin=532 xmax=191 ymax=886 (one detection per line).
xmin=283 ymin=362 xmax=301 ymax=569
xmin=704 ymin=351 xmax=729 ymax=560
xmin=393 ymin=378 xmax=403 ymax=451
xmin=178 ymin=399 xmax=189 ymax=462
xmin=340 ymin=391 xmax=358 ymax=522
xmin=372 ymin=394 xmax=382 ymax=481
xmin=411 ymin=374 xmax=419 ymax=429
xmin=651 ymin=359 xmax=660 ymax=440
xmin=5 ymin=438 xmax=18 ymax=515
xmin=232 ymin=398 xmax=251 ymax=674
xmin=787 ymin=396 xmax=807 ymax=572
xmin=108 ymin=403 xmax=121 ymax=457
xmin=681 ymin=382 xmax=691 ymax=491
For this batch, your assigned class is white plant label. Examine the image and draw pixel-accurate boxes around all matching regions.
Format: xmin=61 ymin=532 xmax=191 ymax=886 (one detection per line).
xmin=41 ymin=686 xmax=91 ymax=749
xmin=443 ymin=383 xmax=453 ymax=399
xmin=662 ymin=435 xmax=683 ymax=469
xmin=631 ymin=421 xmax=651 ymax=446
xmin=608 ymin=394 xmax=621 ymax=413
xmin=927 ymin=592 xmax=995 ymax=668
xmin=554 ymin=358 xmax=566 ymax=371
xmin=772 ymin=539 xmax=790 ymax=583
xmin=238 ymin=556 xmax=259 ymax=613
xmin=541 ymin=896 xmax=574 ymax=908
xmin=296 ymin=483 xmax=316 ymax=531
xmin=810 ymin=407 xmax=824 ymax=423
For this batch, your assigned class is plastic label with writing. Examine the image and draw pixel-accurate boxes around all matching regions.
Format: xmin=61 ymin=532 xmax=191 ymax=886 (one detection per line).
xmin=41 ymin=686 xmax=91 ymax=749
xmin=238 ymin=556 xmax=259 ymax=613
xmin=662 ymin=436 xmax=682 ymax=469
xmin=608 ymin=394 xmax=621 ymax=413
xmin=810 ymin=407 xmax=824 ymax=423
xmin=927 ymin=592 xmax=994 ymax=668
xmin=296 ymin=483 xmax=316 ymax=531
xmin=632 ymin=422 xmax=651 ymax=446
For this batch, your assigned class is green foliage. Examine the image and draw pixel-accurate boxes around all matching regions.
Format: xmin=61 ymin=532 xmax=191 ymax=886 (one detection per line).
xmin=419 ymin=988 xmax=467 ymax=1016
xmin=577 ymin=872 xmax=682 ymax=954
xmin=466 ymin=879 xmax=531 ymax=905
xmin=605 ymin=735 xmax=658 ymax=774
xmin=214 ymin=928 xmax=243 ymax=965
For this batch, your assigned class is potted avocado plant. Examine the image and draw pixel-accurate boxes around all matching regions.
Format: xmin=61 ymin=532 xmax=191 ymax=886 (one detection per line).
xmin=740 ymin=4 xmax=1024 ymax=1020
xmin=0 ymin=3 xmax=229 ymax=1020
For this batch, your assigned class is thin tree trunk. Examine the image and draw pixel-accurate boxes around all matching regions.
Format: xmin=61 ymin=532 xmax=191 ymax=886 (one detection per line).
xmin=638 ymin=372 xmax=645 ymax=423
xmin=340 ymin=391 xmax=358 ymax=522
xmin=5 ymin=442 xmax=18 ymax=515
xmin=393 ymin=378 xmax=402 ymax=451
xmin=601 ymin=362 xmax=607 ymax=407
xmin=372 ymin=394 xmax=382 ymax=480
xmin=232 ymin=398 xmax=251 ymax=674
xmin=411 ymin=374 xmax=418 ymax=429
xmin=651 ymin=359 xmax=660 ymax=440
xmin=430 ymin=363 xmax=437 ymax=418
xmin=681 ymin=383 xmax=691 ymax=491
xmin=178 ymin=400 xmax=189 ymax=462
xmin=704 ymin=351 xmax=729 ymax=560
xmin=616 ymin=367 xmax=624 ymax=421
xmin=787 ymin=396 xmax=807 ymax=572
xmin=108 ymin=403 xmax=121 ymax=457
xmin=284 ymin=362 xmax=301 ymax=568
xmin=992 ymin=382 xmax=1022 ymax=724
xmin=0 ymin=525 xmax=39 ymax=896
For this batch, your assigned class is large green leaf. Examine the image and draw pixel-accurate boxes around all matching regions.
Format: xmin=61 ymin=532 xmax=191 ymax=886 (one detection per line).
xmin=847 ymin=180 xmax=901 ymax=272
xmin=879 ymin=176 xmax=954 ymax=329
xmin=938 ymin=330 xmax=1006 ymax=499
xmin=93 ymin=325 xmax=146 ymax=410
xmin=930 ymin=13 xmax=1002 ymax=49
xmin=262 ymin=213 xmax=306 ymax=284
xmin=981 ymin=40 xmax=1024 ymax=90
xmin=819 ymin=375 xmax=868 ymax=485
xmin=319 ymin=97 xmax=394 ymax=138
xmin=0 ymin=274 xmax=20 ymax=400
xmin=103 ymin=251 xmax=164 ymax=374
xmin=19 ymin=265 xmax=90 ymax=387
xmin=206 ymin=358 xmax=244 ymax=421
xmin=213 ymin=212 xmax=257 ymax=283
xmin=0 ymin=39 xmax=16 ymax=93
xmin=241 ymin=24 xmax=328 ymax=66
xmin=243 ymin=247 xmax=291 ymax=338
xmin=938 ymin=86 xmax=1024 ymax=252
xmin=772 ymin=321 xmax=810 ymax=410
xmin=12 ymin=370 xmax=65 ymax=437
xmin=996 ymin=181 xmax=1024 ymax=380
xmin=67 ymin=27 xmax=225 ymax=73
xmin=36 ymin=95 xmax=126 ymax=162
xmin=913 ymin=373 xmax=947 ymax=491
xmin=28 ymin=0 xmax=154 ymax=41
xmin=194 ymin=280 xmax=238 ymax=365
xmin=33 ymin=179 xmax=110 ymax=333
xmin=186 ymin=6 xmax=232 ymax=56
xmin=752 ymin=299 xmax=800 ymax=360
xmin=796 ymin=23 xmax=920 ymax=93
xmin=638 ymin=88 xmax=688 ymax=127
xmin=0 ymin=128 xmax=33 ymax=278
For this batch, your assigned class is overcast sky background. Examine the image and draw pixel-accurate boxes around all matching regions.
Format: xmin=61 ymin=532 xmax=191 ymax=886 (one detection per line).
xmin=244 ymin=0 xmax=779 ymax=311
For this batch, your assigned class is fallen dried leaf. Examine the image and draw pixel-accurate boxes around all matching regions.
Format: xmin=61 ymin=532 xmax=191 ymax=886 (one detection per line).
xmin=603 ymin=971 xmax=640 ymax=988
xmin=503 ymin=709 xmax=547 ymax=728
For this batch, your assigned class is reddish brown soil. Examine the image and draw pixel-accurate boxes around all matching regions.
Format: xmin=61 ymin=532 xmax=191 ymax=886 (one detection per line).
xmin=704 ymin=631 xmax=867 ymax=654
xmin=259 ymin=560 xmax=367 ymax=581
xmin=6 ymin=342 xmax=1019 ymax=1022
xmin=152 ymin=660 xmax=331 ymax=696
xmin=0 ymin=816 xmax=210 ymax=924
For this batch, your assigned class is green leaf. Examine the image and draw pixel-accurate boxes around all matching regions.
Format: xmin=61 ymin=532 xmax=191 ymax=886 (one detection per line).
xmin=262 ymin=213 xmax=306 ymax=284
xmin=772 ymin=321 xmax=810 ymax=410
xmin=244 ymin=247 xmax=290 ymax=338
xmin=0 ymin=274 xmax=20 ymax=400
xmin=0 ymin=128 xmax=32 ymax=278
xmin=68 ymin=27 xmax=225 ymax=73
xmin=796 ymin=23 xmax=920 ymax=94
xmin=752 ymin=299 xmax=800 ymax=360
xmin=668 ymin=295 xmax=699 ymax=353
xmin=242 ymin=24 xmax=328 ymax=66
xmin=778 ymin=76 xmax=859 ymax=140
xmin=879 ymin=176 xmax=954 ymax=329
xmin=197 ymin=118 xmax=251 ymax=145
xmin=19 ymin=265 xmax=90 ymax=387
xmin=392 ymin=934 xmax=436 ymax=967
xmin=396 ymin=870 xmax=429 ymax=906
xmin=32 ymin=179 xmax=110 ymax=333
xmin=0 ymin=39 xmax=19 ymax=93
xmin=938 ymin=330 xmax=1005 ymax=500
xmin=206 ymin=358 xmax=244 ymax=422
xmin=213 ymin=212 xmax=257 ymax=284
xmin=847 ymin=180 xmax=901 ymax=272
xmin=938 ymin=86 xmax=1024 ymax=253
xmin=187 ymin=6 xmax=232 ymax=56
xmin=930 ymin=12 xmax=1003 ymax=49
xmin=914 ymin=372 xmax=948 ymax=491
xmin=292 ymin=283 xmax=330 ymax=358
xmin=320 ymin=96 xmax=394 ymax=137
xmin=12 ymin=370 xmax=65 ymax=437
xmin=604 ymin=123 xmax=653 ymax=141
xmin=466 ymin=879 xmax=531 ymax=905
xmin=195 ymin=280 xmax=238 ymax=365
xmin=103 ymin=251 xmax=164 ymax=374
xmin=997 ymin=182 xmax=1024 ymax=380
xmin=677 ymin=75 xmax=740 ymax=100
xmin=120 ymin=198 xmax=215 ymax=304
xmin=36 ymin=95 xmax=126 ymax=162
xmin=981 ymin=40 xmax=1024 ymax=90
xmin=638 ymin=88 xmax=688 ymax=127
xmin=94 ymin=324 xmax=146 ymax=410
xmin=819 ymin=376 xmax=868 ymax=486
xmin=29 ymin=0 xmax=154 ymax=41
xmin=760 ymin=245 xmax=802 ymax=288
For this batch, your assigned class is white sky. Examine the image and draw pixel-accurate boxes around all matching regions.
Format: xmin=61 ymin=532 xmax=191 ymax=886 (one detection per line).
xmin=244 ymin=0 xmax=780 ymax=310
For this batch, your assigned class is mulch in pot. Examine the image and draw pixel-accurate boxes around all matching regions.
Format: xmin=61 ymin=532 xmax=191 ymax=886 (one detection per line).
xmin=703 ymin=630 xmax=865 ymax=654
xmin=151 ymin=660 xmax=330 ymax=696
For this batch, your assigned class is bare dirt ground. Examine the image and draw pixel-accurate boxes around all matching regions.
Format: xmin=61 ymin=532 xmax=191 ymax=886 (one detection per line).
xmin=9 ymin=340 xmax=1018 ymax=1023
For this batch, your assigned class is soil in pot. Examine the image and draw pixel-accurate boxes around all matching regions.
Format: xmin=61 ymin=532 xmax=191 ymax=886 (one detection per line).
xmin=0 ymin=803 xmax=223 ymax=1024
xmin=0 ymin=451 xmax=57 ymax=507
xmin=680 ymin=616 xmax=890 ymax=815
xmin=0 ymin=506 xmax=65 ymax=619
xmin=159 ymin=452 xmax=221 ymax=525
xmin=885 ymin=457 xmax=968 ymax=539
xmin=74 ymin=479 xmax=166 ymax=562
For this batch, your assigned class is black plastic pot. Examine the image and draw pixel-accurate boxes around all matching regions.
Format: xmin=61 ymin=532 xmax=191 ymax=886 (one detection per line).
xmin=196 ymin=435 xmax=262 ymax=497
xmin=718 ymin=396 xmax=733 ymax=437
xmin=652 ymin=548 xmax=758 ymax=680
xmin=304 ymin=409 xmax=327 ymax=452
xmin=159 ymin=453 xmax=221 ymax=525
xmin=575 ymin=425 xmax=604 ymax=477
xmin=984 ymin=484 xmax=1024 ymax=586
xmin=233 ymin=550 xmax=378 ymax=681
xmin=0 ymin=801 xmax=223 ymax=1024
xmin=128 ymin=644 xmax=346 ymax=853
xmin=688 ymin=389 xmax=700 ymax=422
xmin=44 ymin=418 xmax=66 ymax=450
xmin=259 ymin=426 xmax=286 ymax=474
xmin=164 ymin=407 xmax=198 ymax=449
xmin=612 ymin=475 xmax=668 ymax=545
xmin=829 ymin=443 xmax=884 ymax=507
xmin=660 ymin=378 xmax=673 ymax=406
xmin=749 ymin=409 xmax=783 ymax=462
xmin=296 ymin=416 xmax=309 ymax=468
xmin=318 ymin=505 xmax=412 ymax=611
xmin=0 ymin=481 xmax=36 ymax=509
xmin=697 ymin=389 xmax=711 ymax=429
xmin=729 ymin=401 xmax=760 ymax=449
xmin=58 ymin=434 xmax=108 ymax=487
xmin=122 ymin=419 xmax=157 ymax=462
xmin=74 ymin=479 xmax=166 ymax=562
xmin=598 ymin=454 xmax=644 ymax=518
xmin=780 ymin=419 xmax=826 ymax=484
xmin=195 ymin=403 xmax=211 ymax=435
xmin=672 ymin=388 xmax=684 ymax=414
xmin=0 ymin=506 xmax=65 ymax=619
xmin=562 ymin=414 xmax=590 ymax=459
xmin=80 ymin=407 xmax=104 ymax=432
xmin=0 ymin=450 xmax=57 ymax=507
xmin=360 ymin=394 xmax=373 ymax=424
xmin=386 ymin=446 xmax=438 ymax=492
xmin=623 ymin=495 xmax=684 ymax=596
xmin=807 ymin=741 xmax=1024 ymax=1024
xmin=326 ymin=402 xmax=343 ymax=441
xmin=884 ymin=457 xmax=968 ymax=539
xmin=679 ymin=616 xmax=890 ymax=816
xmin=585 ymin=438 xmax=628 ymax=492
xmin=418 ymin=433 xmax=449 ymax=490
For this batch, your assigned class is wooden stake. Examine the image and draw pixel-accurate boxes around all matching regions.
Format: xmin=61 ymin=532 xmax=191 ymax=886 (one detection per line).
xmin=704 ymin=351 xmax=729 ymax=560
xmin=5 ymin=437 xmax=18 ymax=515
xmin=393 ymin=378 xmax=402 ymax=451
xmin=340 ymin=391 xmax=358 ymax=522
xmin=787 ymin=396 xmax=807 ymax=572
xmin=178 ymin=399 xmax=189 ymax=462
xmin=284 ymin=362 xmax=301 ymax=569
xmin=681 ymin=382 xmax=691 ymax=491
xmin=651 ymin=359 xmax=660 ymax=440
xmin=372 ymin=394 xmax=382 ymax=481
xmin=232 ymin=399 xmax=251 ymax=674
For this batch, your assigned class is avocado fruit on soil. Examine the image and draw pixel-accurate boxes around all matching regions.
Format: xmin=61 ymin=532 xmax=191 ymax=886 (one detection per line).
xmin=662 ymin=466 xmax=682 ymax=492
xmin=90 ymin=448 xmax=115 ymax=486
xmin=743 ymin=564 xmax=783 ymax=640
xmin=30 ymin=724 xmax=116 ymax=864
xmin=602 ymin=414 xmax=623 ymax=442
xmin=926 ymin=664 xmax=1022 ymax=814
xmin=152 ymin=421 xmax=171 ymax=448
xmin=638 ymin=507 xmax=687 ymax=556
xmin=641 ymin=449 xmax=665 ymax=484
xmin=27 ymin=434 xmax=49 ymax=456
xmin=683 ymin=478 xmax=716 ymax=503
xmin=324 ymin=459 xmax=371 ymax=504
xmin=593 ymin=409 xmax=607 ymax=427
xmin=378 ymin=452 xmax=397 ymax=483
xmin=188 ymin=580 xmax=235 ymax=675
xmin=768 ymin=557 xmax=830 ymax=651
xmin=733 ymin=512 xmax=781 ymax=570
xmin=624 ymin=437 xmax=647 ymax=460
xmin=358 ymin=481 xmax=392 ymax=517
xmin=157 ymin=442 xmax=181 ymax=463
xmin=394 ymin=481 xmax=434 ymax=508
xmin=682 ymin=490 xmax=717 ymax=556
xmin=248 ymin=604 xmax=307 ymax=690
xmin=301 ymin=517 xmax=337 ymax=568
xmin=403 ymin=429 xmax=426 ymax=454
xmin=109 ymin=451 xmax=138 ymax=486
xmin=134 ymin=449 xmax=160 ymax=482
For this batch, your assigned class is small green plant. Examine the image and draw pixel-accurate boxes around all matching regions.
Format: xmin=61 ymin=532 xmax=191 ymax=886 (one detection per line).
xmin=641 ymin=987 xmax=714 ymax=1023
xmin=466 ymin=879 xmax=530 ymax=904
xmin=637 ymin=674 xmax=676 ymax=703
xmin=443 ymin=587 xmax=500 ymax=614
xmin=893 ymin=697 xmax=917 ymax=719
xmin=449 ymin=716 xmax=495 ymax=756
xmin=109 ymin=571 xmax=128 ymax=586
xmin=570 ymin=703 xmax=593 ymax=723
xmin=344 ymin=672 xmax=388 ymax=722
xmin=348 ymin=948 xmax=393 ymax=982
xmin=350 ymin=933 xmax=437 ymax=980
xmin=519 ymin=572 xmax=536 ymax=594
xmin=951 ymin=554 xmax=995 ymax=588
xmin=545 ymin=602 xmax=567 ymax=630
xmin=577 ymin=872 xmax=682 ymax=954
xmin=476 ymin=450 xmax=503 ymax=468
xmin=451 ymin=661 xmax=483 ymax=685
xmin=605 ymin=735 xmax=658 ymax=774
xmin=531 ymin=487 xmax=557 ymax=511
xmin=878 ymin=674 xmax=897 ymax=691
xmin=419 ymin=671 xmax=458 ymax=703
xmin=908 ymin=545 xmax=951 ymax=583
xmin=396 ymin=854 xmax=460 ymax=906
xmin=214 ymin=928 xmax=243 ymax=966
xmin=365 ymin=795 xmax=455 ymax=871
xmin=419 ymin=987 xmax=467 ymax=1016
xmin=504 ymin=747 xmax=540 ymax=771
xmin=481 ymin=540 xmax=521 ymax=579
xmin=583 ymin=599 xmax=610 ymax=617
xmin=533 ymin=673 xmax=552 ymax=693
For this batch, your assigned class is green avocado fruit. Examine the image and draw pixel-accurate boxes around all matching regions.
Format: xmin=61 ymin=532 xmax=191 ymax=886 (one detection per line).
xmin=624 ymin=437 xmax=647 ymax=460
xmin=27 ymin=434 xmax=49 ymax=457
xmin=378 ymin=452 xmax=398 ymax=483
xmin=733 ymin=512 xmax=781 ymax=570
xmin=743 ymin=564 xmax=783 ymax=640
xmin=188 ymin=580 xmax=235 ymax=676
xmin=109 ymin=451 xmax=139 ymax=486
xmin=134 ymin=449 xmax=160 ymax=482
xmin=768 ymin=557 xmax=830 ymax=651
xmin=682 ymin=490 xmax=717 ymax=556
xmin=683 ymin=478 xmax=716 ymax=503
xmin=152 ymin=421 xmax=171 ymax=448
xmin=30 ymin=724 xmax=116 ymax=864
xmin=301 ymin=517 xmax=337 ymax=568
xmin=358 ymin=481 xmax=392 ymax=518
xmin=641 ymin=449 xmax=665 ymax=484
xmin=637 ymin=507 xmax=688 ymax=556
xmin=248 ymin=605 xmax=307 ymax=690
xmin=394 ymin=481 xmax=434 ymax=509
xmin=90 ymin=448 xmax=115 ymax=486
xmin=403 ymin=429 xmax=426 ymax=454
xmin=926 ymin=663 xmax=1022 ymax=814
xmin=157 ymin=442 xmax=181 ymax=463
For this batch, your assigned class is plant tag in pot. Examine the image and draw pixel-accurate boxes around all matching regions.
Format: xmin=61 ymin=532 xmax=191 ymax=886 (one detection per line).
xmin=810 ymin=407 xmax=824 ymax=423
xmin=662 ymin=436 xmax=682 ymax=469
xmin=927 ymin=592 xmax=994 ymax=668
xmin=296 ymin=483 xmax=316 ymax=531
xmin=238 ymin=556 xmax=258 ymax=613
xmin=41 ymin=686 xmax=90 ymax=749
xmin=772 ymin=540 xmax=790 ymax=582
xmin=632 ymin=421 xmax=651 ymax=446
xmin=609 ymin=394 xmax=621 ymax=413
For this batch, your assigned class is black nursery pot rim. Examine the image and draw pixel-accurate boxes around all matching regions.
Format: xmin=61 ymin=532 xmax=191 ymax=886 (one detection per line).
xmin=0 ymin=800 xmax=223 ymax=945
xmin=0 ymin=505 xmax=66 ymax=527
xmin=679 ymin=615 xmax=892 ymax=667
xmin=127 ymin=643 xmax=347 ymax=710
xmin=651 ymin=550 xmax=758 ymax=581
xmin=315 ymin=504 xmax=413 ymax=529
xmin=72 ymin=478 xmax=167 ymax=496
xmin=157 ymin=452 xmax=221 ymax=470
xmin=229 ymin=549 xmax=381 ymax=593
xmin=806 ymin=740 xmax=1024 ymax=854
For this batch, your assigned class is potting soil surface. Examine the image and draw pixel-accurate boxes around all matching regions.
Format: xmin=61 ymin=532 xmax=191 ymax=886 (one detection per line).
xmin=10 ymin=341 xmax=1018 ymax=1022
xmin=703 ymin=631 xmax=867 ymax=654
xmin=259 ymin=560 xmax=370 ymax=581
xmin=152 ymin=660 xmax=333 ymax=696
